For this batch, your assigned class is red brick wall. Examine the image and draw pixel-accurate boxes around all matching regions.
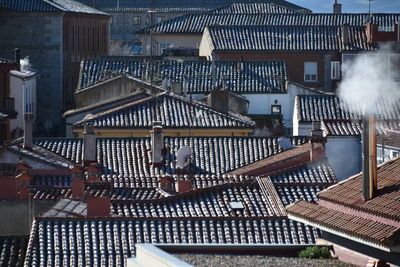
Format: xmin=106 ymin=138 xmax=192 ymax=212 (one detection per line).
xmin=87 ymin=197 xmax=111 ymax=217
xmin=367 ymin=23 xmax=399 ymax=43
xmin=0 ymin=178 xmax=17 ymax=199
xmin=216 ymin=51 xmax=341 ymax=90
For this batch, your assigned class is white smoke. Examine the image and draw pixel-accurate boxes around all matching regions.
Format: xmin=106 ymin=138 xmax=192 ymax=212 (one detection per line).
xmin=20 ymin=56 xmax=31 ymax=72
xmin=338 ymin=45 xmax=400 ymax=116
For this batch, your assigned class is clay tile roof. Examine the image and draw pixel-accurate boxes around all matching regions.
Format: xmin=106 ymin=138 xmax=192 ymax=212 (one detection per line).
xmin=287 ymin=157 xmax=400 ymax=250
xmin=0 ymin=236 xmax=28 ymax=267
xmin=227 ymin=143 xmax=311 ymax=176
xmin=139 ymin=13 xmax=398 ymax=34
xmin=34 ymin=136 xmax=308 ymax=176
xmin=78 ymin=59 xmax=288 ymax=94
xmin=0 ymin=0 xmax=108 ymax=15
xmin=287 ymin=200 xmax=400 ymax=247
xmin=317 ymin=158 xmax=400 ymax=222
xmin=205 ymin=25 xmax=373 ymax=52
xmin=74 ymin=91 xmax=255 ymax=129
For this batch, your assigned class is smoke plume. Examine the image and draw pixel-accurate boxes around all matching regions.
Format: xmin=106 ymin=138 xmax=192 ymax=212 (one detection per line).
xmin=338 ymin=45 xmax=400 ymax=116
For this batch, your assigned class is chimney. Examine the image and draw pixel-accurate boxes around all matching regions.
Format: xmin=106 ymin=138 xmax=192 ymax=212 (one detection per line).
xmin=23 ymin=115 xmax=34 ymax=149
xmin=159 ymin=176 xmax=175 ymax=193
xmin=362 ymin=114 xmax=377 ymax=201
xmin=333 ymin=0 xmax=342 ymax=14
xmin=85 ymin=163 xmax=102 ymax=182
xmin=171 ymin=81 xmax=183 ymax=95
xmin=309 ymin=122 xmax=326 ymax=162
xmin=14 ymin=48 xmax=21 ymax=64
xmin=342 ymin=24 xmax=350 ymax=46
xmin=176 ymin=179 xmax=193 ymax=193
xmin=15 ymin=171 xmax=31 ymax=200
xmin=86 ymin=195 xmax=111 ymax=218
xmin=82 ymin=122 xmax=96 ymax=166
xmin=151 ymin=121 xmax=164 ymax=166
xmin=71 ymin=166 xmax=85 ymax=199
xmin=207 ymin=89 xmax=229 ymax=114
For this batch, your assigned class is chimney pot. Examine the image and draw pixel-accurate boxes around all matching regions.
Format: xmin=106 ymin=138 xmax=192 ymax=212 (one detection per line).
xmin=151 ymin=122 xmax=164 ymax=165
xmin=14 ymin=48 xmax=21 ymax=64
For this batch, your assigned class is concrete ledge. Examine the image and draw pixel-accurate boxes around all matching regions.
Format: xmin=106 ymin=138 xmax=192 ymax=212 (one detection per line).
xmin=154 ymin=243 xmax=318 ymax=255
xmin=127 ymin=244 xmax=192 ymax=267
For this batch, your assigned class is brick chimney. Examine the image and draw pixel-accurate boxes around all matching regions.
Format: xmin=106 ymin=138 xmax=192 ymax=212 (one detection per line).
xmin=86 ymin=191 xmax=111 ymax=218
xmin=85 ymin=163 xmax=102 ymax=182
xmin=71 ymin=166 xmax=85 ymax=199
xmin=176 ymin=179 xmax=193 ymax=194
xmin=151 ymin=122 xmax=164 ymax=166
xmin=309 ymin=123 xmax=326 ymax=162
xmin=362 ymin=114 xmax=377 ymax=201
xmin=333 ymin=0 xmax=342 ymax=14
xmin=366 ymin=22 xmax=399 ymax=43
xmin=82 ymin=122 xmax=96 ymax=166
xmin=159 ymin=176 xmax=175 ymax=193
xmin=15 ymin=171 xmax=31 ymax=200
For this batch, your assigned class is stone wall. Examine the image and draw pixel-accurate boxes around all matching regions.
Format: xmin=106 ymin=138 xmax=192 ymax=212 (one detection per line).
xmin=0 ymin=12 xmax=64 ymax=136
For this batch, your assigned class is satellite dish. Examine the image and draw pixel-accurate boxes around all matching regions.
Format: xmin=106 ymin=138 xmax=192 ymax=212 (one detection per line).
xmin=278 ymin=137 xmax=292 ymax=150
xmin=176 ymin=146 xmax=192 ymax=168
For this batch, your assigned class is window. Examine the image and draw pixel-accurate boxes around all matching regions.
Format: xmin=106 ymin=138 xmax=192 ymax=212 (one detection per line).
xmin=304 ymin=62 xmax=318 ymax=82
xmin=133 ymin=16 xmax=141 ymax=25
xmin=271 ymin=105 xmax=281 ymax=115
xmin=331 ymin=61 xmax=340 ymax=80
xmin=156 ymin=16 xmax=165 ymax=24
xmin=392 ymin=151 xmax=399 ymax=159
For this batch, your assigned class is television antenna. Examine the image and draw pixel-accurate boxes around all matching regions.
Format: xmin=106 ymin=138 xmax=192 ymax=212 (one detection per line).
xmin=176 ymin=145 xmax=192 ymax=168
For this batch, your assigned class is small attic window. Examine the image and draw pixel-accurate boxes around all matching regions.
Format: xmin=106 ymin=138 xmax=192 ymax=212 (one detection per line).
xmin=229 ymin=201 xmax=244 ymax=210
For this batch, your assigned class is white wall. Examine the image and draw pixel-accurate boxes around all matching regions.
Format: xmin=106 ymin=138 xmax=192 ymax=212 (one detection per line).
xmin=9 ymin=74 xmax=37 ymax=135
xmin=325 ymin=136 xmax=362 ymax=181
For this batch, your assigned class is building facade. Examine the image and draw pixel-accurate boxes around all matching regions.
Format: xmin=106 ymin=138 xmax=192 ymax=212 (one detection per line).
xmin=0 ymin=0 xmax=110 ymax=136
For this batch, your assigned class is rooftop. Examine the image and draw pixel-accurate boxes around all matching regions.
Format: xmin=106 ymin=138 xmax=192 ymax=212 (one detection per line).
xmin=0 ymin=0 xmax=108 ymax=15
xmin=78 ymin=59 xmax=288 ymax=94
xmin=74 ymin=91 xmax=255 ymax=129
xmin=73 ymin=0 xmax=308 ymax=12
xmin=34 ymin=136 xmax=308 ymax=176
xmin=287 ymin=157 xmax=400 ymax=251
xmin=204 ymin=25 xmax=373 ymax=52
xmin=139 ymin=13 xmax=399 ymax=34
xmin=295 ymin=95 xmax=400 ymax=122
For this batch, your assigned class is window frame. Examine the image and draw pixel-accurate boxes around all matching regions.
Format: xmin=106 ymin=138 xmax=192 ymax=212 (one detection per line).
xmin=304 ymin=62 xmax=318 ymax=82
xmin=132 ymin=16 xmax=141 ymax=25
xmin=331 ymin=61 xmax=341 ymax=80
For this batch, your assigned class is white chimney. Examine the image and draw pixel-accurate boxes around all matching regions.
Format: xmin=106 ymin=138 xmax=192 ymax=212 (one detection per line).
xmin=83 ymin=122 xmax=96 ymax=166
xmin=151 ymin=121 xmax=164 ymax=165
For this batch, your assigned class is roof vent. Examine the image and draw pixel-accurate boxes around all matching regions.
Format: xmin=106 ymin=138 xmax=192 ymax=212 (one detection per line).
xmin=229 ymin=201 xmax=244 ymax=210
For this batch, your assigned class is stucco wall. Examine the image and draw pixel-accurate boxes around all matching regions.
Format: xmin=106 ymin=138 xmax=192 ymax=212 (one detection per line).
xmin=0 ymin=12 xmax=64 ymax=136
xmin=0 ymin=200 xmax=54 ymax=235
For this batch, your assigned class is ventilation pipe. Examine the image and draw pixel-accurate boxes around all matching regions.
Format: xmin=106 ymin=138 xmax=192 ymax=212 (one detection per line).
xmin=362 ymin=114 xmax=377 ymax=201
